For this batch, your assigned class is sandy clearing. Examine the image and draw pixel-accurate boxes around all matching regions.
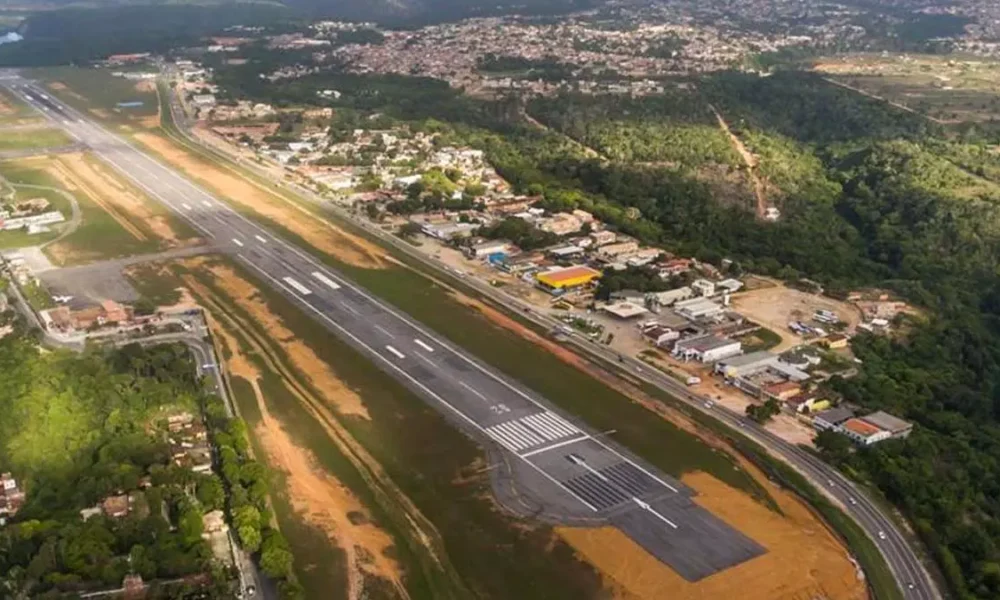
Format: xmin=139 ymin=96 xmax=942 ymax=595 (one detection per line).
xmin=558 ymin=468 xmax=866 ymax=600
xmin=176 ymin=257 xmax=449 ymax=583
xmin=60 ymin=153 xmax=191 ymax=244
xmin=24 ymin=155 xmax=146 ymax=242
xmin=187 ymin=271 xmax=405 ymax=599
xmin=731 ymin=282 xmax=861 ymax=352
xmin=192 ymin=258 xmax=372 ymax=421
xmin=135 ymin=131 xmax=388 ymax=269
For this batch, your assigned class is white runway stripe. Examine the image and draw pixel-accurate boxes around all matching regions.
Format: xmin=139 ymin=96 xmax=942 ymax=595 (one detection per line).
xmin=311 ymin=271 xmax=341 ymax=290
xmin=523 ymin=414 xmax=564 ymax=440
xmin=541 ymin=412 xmax=579 ymax=435
xmin=414 ymin=339 xmax=434 ymax=352
xmin=385 ymin=345 xmax=405 ymax=359
xmin=505 ymin=422 xmax=546 ymax=446
xmin=493 ymin=423 xmax=534 ymax=448
xmin=282 ymin=276 xmax=312 ymax=295
xmin=488 ymin=428 xmax=523 ymax=451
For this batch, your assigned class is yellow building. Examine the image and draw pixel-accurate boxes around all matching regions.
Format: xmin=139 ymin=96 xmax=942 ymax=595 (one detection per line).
xmin=536 ymin=265 xmax=602 ymax=291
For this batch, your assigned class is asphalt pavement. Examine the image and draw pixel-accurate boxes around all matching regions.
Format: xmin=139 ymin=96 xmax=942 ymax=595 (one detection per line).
xmin=1 ymin=74 xmax=767 ymax=581
xmin=157 ymin=74 xmax=942 ymax=599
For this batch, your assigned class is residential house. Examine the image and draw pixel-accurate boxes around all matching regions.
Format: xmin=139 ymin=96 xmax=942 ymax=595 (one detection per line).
xmin=691 ymin=279 xmax=716 ymax=297
xmin=641 ymin=325 xmax=680 ymax=348
xmin=102 ymin=494 xmax=131 ymax=518
xmin=825 ymin=334 xmax=849 ymax=349
xmin=589 ymin=230 xmax=616 ymax=247
xmin=763 ymin=380 xmax=802 ymax=401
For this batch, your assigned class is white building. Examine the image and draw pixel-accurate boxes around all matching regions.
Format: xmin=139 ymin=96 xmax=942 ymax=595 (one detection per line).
xmin=1 ymin=211 xmax=65 ymax=231
xmin=691 ymin=279 xmax=716 ymax=297
xmin=672 ymin=335 xmax=742 ymax=363
xmin=648 ymin=286 xmax=693 ymax=308
xmin=674 ymin=297 xmax=724 ymax=320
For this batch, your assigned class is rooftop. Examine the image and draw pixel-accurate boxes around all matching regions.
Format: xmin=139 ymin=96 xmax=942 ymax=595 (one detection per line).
xmin=537 ymin=265 xmax=601 ymax=285
xmin=841 ymin=417 xmax=883 ymax=438
xmin=601 ymin=302 xmax=649 ymax=319
xmin=861 ymin=410 xmax=912 ymax=433
xmin=676 ymin=334 xmax=739 ymax=353
xmin=814 ymin=406 xmax=855 ymax=425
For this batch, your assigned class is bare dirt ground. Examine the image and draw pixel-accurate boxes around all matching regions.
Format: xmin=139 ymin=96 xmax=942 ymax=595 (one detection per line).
xmin=709 ymin=104 xmax=767 ymax=218
xmin=731 ymin=282 xmax=861 ymax=352
xmin=17 ymin=153 xmax=196 ymax=264
xmin=46 ymin=81 xmax=89 ymax=106
xmin=61 ymin=153 xmax=192 ymax=244
xmin=209 ymin=311 xmax=400 ymax=600
xmin=558 ymin=465 xmax=866 ymax=600
xmin=176 ymin=256 xmax=449 ymax=594
xmin=135 ymin=131 xmax=388 ymax=269
xmin=194 ymin=258 xmax=372 ymax=421
xmin=180 ymin=263 xmax=410 ymax=599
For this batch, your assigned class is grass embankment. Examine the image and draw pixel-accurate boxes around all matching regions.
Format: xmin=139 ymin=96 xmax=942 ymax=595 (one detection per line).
xmin=128 ymin=256 xmax=612 ymax=600
xmin=0 ymin=156 xmax=192 ymax=264
xmin=0 ymin=128 xmax=73 ymax=152
xmin=27 ymin=66 xmax=158 ymax=126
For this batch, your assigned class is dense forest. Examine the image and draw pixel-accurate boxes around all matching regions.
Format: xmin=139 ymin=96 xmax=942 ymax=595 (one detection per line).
xmin=0 ymin=331 xmax=300 ymax=598
xmin=213 ymin=58 xmax=1000 ymax=598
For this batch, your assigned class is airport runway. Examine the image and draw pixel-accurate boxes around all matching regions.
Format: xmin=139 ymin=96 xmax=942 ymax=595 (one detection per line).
xmin=1 ymin=74 xmax=765 ymax=581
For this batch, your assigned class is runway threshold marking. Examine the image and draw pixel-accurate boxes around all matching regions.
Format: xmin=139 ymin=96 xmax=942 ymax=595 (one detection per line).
xmin=310 ymin=271 xmax=341 ymax=290
xmin=281 ymin=276 xmax=312 ymax=296
xmin=414 ymin=339 xmax=434 ymax=352
xmin=236 ymin=256 xmax=600 ymax=513
xmin=385 ymin=345 xmax=406 ymax=359
xmin=520 ymin=435 xmax=589 ymax=458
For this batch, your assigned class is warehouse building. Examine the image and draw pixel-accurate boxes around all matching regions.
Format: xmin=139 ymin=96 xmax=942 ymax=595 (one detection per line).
xmin=535 ymin=265 xmax=601 ymax=292
xmin=672 ymin=334 xmax=742 ymax=363
xmin=860 ymin=411 xmax=913 ymax=440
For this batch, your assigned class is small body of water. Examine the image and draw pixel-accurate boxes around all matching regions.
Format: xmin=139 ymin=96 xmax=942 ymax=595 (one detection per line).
xmin=0 ymin=31 xmax=23 ymax=45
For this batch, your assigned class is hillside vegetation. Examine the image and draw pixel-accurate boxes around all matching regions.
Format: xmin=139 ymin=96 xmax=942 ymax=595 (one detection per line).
xmin=214 ymin=59 xmax=1000 ymax=598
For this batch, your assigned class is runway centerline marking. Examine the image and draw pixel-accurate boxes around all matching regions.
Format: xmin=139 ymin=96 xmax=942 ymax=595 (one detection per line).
xmin=414 ymin=339 xmax=434 ymax=352
xmin=255 ymin=235 xmax=268 ymax=244
xmin=182 ymin=203 xmax=192 ymax=211
xmin=311 ymin=271 xmax=341 ymax=290
xmin=458 ymin=381 xmax=488 ymax=402
xmin=232 ymin=238 xmax=244 ymax=248
xmin=281 ymin=276 xmax=312 ymax=296
xmin=385 ymin=345 xmax=405 ymax=359
xmin=374 ymin=325 xmax=395 ymax=339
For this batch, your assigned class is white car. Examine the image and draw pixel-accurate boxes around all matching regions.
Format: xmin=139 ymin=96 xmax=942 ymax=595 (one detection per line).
xmin=878 ymin=531 xmax=887 ymax=540
xmin=848 ymin=497 xmax=857 ymax=506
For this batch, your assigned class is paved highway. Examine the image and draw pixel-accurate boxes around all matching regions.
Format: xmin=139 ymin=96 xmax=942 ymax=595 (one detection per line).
xmin=3 ymin=75 xmax=770 ymax=581
xmin=156 ymin=86 xmax=940 ymax=599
